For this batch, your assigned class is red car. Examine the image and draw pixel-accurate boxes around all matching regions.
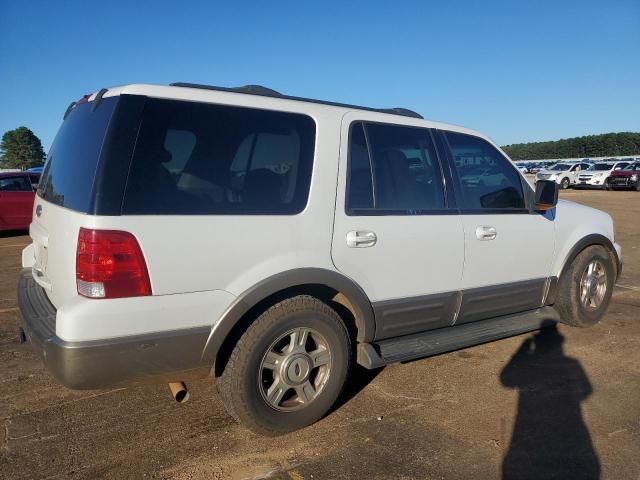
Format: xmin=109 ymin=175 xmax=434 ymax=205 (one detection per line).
xmin=0 ymin=172 xmax=40 ymax=231
xmin=609 ymin=162 xmax=640 ymax=191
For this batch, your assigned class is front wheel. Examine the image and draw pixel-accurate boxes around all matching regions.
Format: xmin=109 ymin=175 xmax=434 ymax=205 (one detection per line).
xmin=556 ymin=245 xmax=615 ymax=327
xmin=604 ymin=179 xmax=611 ymax=190
xmin=217 ymin=295 xmax=351 ymax=435
xmin=561 ymin=177 xmax=571 ymax=189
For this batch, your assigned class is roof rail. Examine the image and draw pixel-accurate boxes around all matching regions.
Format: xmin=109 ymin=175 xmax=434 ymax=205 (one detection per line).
xmin=169 ymin=82 xmax=423 ymax=119
xmin=171 ymin=83 xmax=282 ymax=98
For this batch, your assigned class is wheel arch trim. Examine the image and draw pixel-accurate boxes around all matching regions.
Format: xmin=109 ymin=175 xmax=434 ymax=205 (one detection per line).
xmin=558 ymin=234 xmax=621 ymax=282
xmin=200 ymin=268 xmax=375 ymax=365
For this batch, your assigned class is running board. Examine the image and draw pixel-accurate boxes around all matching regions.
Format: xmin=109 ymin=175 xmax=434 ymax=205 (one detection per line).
xmin=357 ymin=307 xmax=560 ymax=369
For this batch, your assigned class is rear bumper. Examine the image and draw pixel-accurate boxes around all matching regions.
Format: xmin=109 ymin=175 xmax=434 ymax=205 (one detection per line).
xmin=17 ymin=269 xmax=211 ymax=389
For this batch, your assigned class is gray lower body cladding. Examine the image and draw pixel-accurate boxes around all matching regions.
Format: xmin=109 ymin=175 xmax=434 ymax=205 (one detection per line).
xmin=18 ymin=269 xmax=561 ymax=388
xmin=17 ymin=269 xmax=210 ymax=389
xmin=372 ymin=278 xmax=552 ymax=340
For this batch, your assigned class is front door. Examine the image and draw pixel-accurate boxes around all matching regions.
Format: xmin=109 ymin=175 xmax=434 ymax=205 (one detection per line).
xmin=331 ymin=115 xmax=464 ymax=340
xmin=440 ymin=130 xmax=555 ymax=325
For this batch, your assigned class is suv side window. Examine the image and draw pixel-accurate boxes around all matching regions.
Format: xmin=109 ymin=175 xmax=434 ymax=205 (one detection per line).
xmin=123 ymin=99 xmax=316 ymax=215
xmin=446 ymin=131 xmax=525 ymax=211
xmin=0 ymin=176 xmax=31 ymax=192
xmin=346 ymin=122 xmax=446 ymax=214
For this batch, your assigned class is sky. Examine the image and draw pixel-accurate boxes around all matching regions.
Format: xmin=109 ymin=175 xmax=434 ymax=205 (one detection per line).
xmin=0 ymin=0 xmax=638 ymax=151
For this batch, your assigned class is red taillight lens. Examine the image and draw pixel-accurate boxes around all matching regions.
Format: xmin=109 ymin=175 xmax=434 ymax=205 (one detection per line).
xmin=76 ymin=228 xmax=151 ymax=299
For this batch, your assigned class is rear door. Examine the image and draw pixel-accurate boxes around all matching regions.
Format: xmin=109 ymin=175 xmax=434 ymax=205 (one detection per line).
xmin=0 ymin=175 xmax=34 ymax=229
xmin=439 ymin=130 xmax=555 ymax=324
xmin=331 ymin=114 xmax=464 ymax=340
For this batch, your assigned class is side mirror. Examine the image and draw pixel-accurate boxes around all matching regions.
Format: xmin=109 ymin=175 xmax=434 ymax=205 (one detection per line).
xmin=534 ymin=180 xmax=559 ymax=211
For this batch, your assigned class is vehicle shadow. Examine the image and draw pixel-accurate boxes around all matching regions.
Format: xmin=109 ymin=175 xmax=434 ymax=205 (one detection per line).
xmin=501 ymin=324 xmax=600 ymax=480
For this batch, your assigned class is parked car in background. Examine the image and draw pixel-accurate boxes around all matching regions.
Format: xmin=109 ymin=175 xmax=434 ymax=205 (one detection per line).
xmin=26 ymin=166 xmax=44 ymax=174
xmin=535 ymin=162 xmax=590 ymax=189
xmin=528 ymin=162 xmax=543 ymax=174
xmin=575 ymin=161 xmax=631 ymax=189
xmin=609 ymin=162 xmax=640 ymax=191
xmin=0 ymin=172 xmax=39 ymax=231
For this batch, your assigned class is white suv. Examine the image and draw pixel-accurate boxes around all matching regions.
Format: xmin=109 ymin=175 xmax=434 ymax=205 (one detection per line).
xmin=576 ymin=161 xmax=631 ymax=189
xmin=18 ymin=83 xmax=622 ymax=435
xmin=536 ymin=162 xmax=591 ymax=189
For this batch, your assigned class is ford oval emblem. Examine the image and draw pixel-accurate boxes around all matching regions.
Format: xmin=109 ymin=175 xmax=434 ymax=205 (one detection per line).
xmin=36 ymin=204 xmax=42 ymax=218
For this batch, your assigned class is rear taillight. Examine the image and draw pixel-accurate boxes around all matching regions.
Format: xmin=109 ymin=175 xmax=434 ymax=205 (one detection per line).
xmin=76 ymin=228 xmax=151 ymax=299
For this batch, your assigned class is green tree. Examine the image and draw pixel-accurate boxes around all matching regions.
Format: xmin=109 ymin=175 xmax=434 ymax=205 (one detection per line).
xmin=0 ymin=127 xmax=46 ymax=169
xmin=502 ymin=132 xmax=640 ymax=160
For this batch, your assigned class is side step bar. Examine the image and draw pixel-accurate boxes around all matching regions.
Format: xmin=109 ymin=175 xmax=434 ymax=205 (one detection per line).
xmin=357 ymin=307 xmax=560 ymax=369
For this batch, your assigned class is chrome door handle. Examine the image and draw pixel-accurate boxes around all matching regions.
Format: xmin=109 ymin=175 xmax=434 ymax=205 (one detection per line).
xmin=475 ymin=226 xmax=497 ymax=241
xmin=346 ymin=230 xmax=377 ymax=248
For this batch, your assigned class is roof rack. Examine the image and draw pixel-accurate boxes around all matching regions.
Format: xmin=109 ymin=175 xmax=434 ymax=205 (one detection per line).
xmin=169 ymin=82 xmax=423 ymax=119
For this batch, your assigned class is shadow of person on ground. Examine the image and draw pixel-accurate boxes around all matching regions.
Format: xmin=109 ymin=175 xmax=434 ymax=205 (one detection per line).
xmin=501 ymin=325 xmax=600 ymax=480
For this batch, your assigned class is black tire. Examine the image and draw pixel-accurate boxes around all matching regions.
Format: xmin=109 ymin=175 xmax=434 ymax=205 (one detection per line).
xmin=217 ymin=295 xmax=351 ymax=435
xmin=604 ymin=179 xmax=611 ymax=191
xmin=555 ymin=245 xmax=615 ymax=327
xmin=561 ymin=177 xmax=570 ymax=189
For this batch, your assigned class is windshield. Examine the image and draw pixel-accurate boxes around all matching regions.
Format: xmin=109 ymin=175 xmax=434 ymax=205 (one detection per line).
xmin=624 ymin=163 xmax=640 ymax=171
xmin=549 ymin=163 xmax=570 ymax=171
xmin=588 ymin=164 xmax=613 ymax=171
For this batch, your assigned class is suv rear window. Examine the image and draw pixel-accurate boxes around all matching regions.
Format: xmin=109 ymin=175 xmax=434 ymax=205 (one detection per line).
xmin=122 ymin=99 xmax=316 ymax=215
xmin=38 ymin=98 xmax=118 ymax=211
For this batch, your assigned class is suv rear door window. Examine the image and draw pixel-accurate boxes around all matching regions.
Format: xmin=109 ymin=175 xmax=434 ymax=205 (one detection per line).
xmin=446 ymin=131 xmax=525 ymax=211
xmin=123 ymin=99 xmax=315 ymax=215
xmin=346 ymin=122 xmax=446 ymax=214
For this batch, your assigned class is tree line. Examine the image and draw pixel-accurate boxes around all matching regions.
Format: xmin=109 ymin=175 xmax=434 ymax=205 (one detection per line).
xmin=501 ymin=132 xmax=640 ymax=161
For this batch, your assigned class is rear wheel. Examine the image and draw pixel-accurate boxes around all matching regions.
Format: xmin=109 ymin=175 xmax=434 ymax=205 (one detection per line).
xmin=561 ymin=177 xmax=570 ymax=189
xmin=604 ymin=179 xmax=611 ymax=190
xmin=556 ymin=245 xmax=614 ymax=327
xmin=218 ymin=295 xmax=351 ymax=435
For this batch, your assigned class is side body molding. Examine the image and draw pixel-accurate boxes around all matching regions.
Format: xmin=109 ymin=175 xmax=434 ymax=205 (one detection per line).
xmin=200 ymin=268 xmax=375 ymax=365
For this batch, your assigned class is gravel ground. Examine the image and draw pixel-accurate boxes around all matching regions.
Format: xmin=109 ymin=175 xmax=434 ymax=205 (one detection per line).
xmin=0 ymin=189 xmax=638 ymax=480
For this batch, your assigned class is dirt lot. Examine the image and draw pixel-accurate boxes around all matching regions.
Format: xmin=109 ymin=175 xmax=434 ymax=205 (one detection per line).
xmin=1 ymin=190 xmax=638 ymax=480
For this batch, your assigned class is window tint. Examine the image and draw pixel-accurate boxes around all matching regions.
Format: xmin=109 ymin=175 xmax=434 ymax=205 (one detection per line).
xmin=0 ymin=176 xmax=32 ymax=191
xmin=123 ymin=99 xmax=315 ymax=215
xmin=446 ymin=131 xmax=525 ymax=210
xmin=37 ymin=98 xmax=118 ymax=211
xmin=346 ymin=122 xmax=445 ymax=214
